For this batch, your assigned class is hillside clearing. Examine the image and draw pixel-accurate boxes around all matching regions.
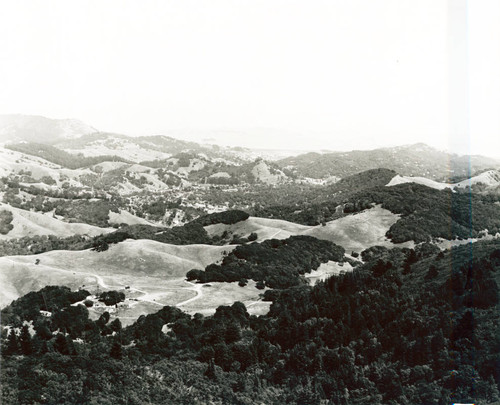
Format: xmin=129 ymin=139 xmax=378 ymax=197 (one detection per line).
xmin=108 ymin=209 xmax=157 ymax=226
xmin=305 ymin=260 xmax=354 ymax=284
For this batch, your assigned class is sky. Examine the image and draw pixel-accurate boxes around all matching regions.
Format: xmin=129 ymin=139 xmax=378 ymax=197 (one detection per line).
xmin=0 ymin=0 xmax=498 ymax=156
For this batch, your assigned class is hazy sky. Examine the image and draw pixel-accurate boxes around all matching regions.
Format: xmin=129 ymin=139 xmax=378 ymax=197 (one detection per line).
xmin=0 ymin=1 xmax=499 ymax=156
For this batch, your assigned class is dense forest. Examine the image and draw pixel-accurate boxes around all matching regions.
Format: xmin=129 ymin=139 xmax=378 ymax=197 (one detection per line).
xmin=2 ymin=239 xmax=499 ymax=404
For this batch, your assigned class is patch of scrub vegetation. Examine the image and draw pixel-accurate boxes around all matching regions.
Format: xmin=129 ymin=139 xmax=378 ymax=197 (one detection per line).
xmin=54 ymin=199 xmax=120 ymax=227
xmin=5 ymin=142 xmax=130 ymax=169
xmin=0 ymin=234 xmax=91 ymax=257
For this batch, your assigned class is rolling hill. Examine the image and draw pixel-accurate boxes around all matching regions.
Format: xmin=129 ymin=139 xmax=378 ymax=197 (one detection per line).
xmin=0 ymin=239 xmax=235 ymax=307
xmin=0 ymin=203 xmax=112 ymax=240
xmin=205 ymin=205 xmax=412 ymax=253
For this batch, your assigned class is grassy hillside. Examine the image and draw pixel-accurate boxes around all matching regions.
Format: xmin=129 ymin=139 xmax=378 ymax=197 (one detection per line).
xmin=0 ymin=239 xmax=234 ymax=307
xmin=205 ymin=205 xmax=407 ymax=253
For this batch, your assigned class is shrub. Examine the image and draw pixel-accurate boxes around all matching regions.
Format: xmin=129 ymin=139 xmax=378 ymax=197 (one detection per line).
xmin=0 ymin=210 xmax=14 ymax=235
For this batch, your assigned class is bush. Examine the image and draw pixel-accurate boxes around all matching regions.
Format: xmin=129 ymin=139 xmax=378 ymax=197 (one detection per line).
xmin=0 ymin=210 xmax=14 ymax=235
xmin=91 ymin=240 xmax=109 ymax=252
xmin=40 ymin=176 xmax=56 ymax=185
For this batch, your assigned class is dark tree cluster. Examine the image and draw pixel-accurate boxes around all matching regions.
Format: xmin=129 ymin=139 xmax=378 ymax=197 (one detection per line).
xmin=1 ymin=286 xmax=90 ymax=326
xmin=187 ymin=235 xmax=345 ymax=288
xmin=98 ymin=291 xmax=126 ymax=306
xmin=190 ymin=209 xmax=250 ymax=226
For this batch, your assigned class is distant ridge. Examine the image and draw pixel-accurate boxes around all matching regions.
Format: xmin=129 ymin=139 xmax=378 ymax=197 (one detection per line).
xmin=0 ymin=114 xmax=97 ymax=144
xmin=278 ymin=143 xmax=500 ymax=180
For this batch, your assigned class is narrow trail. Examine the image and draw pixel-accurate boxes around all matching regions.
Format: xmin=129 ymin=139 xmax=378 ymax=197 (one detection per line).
xmin=268 ymin=229 xmax=284 ymax=239
xmin=175 ymin=280 xmax=204 ymax=307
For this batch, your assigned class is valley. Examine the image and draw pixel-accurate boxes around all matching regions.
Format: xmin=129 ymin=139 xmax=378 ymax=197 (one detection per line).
xmin=1 ymin=115 xmax=500 ymax=405
xmin=1 ymin=123 xmax=500 ymax=319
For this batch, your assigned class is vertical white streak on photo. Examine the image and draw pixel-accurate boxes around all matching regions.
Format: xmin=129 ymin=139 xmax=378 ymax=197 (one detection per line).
xmin=448 ymin=0 xmax=469 ymax=155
